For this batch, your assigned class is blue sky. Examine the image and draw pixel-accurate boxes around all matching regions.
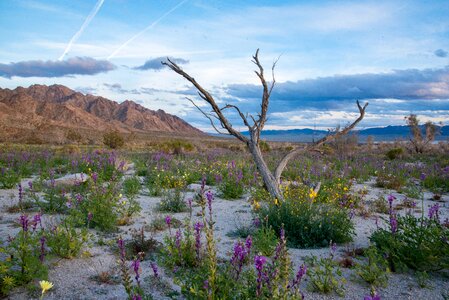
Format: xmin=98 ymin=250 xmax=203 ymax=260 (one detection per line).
xmin=0 ymin=0 xmax=448 ymax=131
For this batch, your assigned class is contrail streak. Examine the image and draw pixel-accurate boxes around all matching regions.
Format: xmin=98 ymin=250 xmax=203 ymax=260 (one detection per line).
xmin=107 ymin=0 xmax=188 ymax=60
xmin=59 ymin=0 xmax=105 ymax=61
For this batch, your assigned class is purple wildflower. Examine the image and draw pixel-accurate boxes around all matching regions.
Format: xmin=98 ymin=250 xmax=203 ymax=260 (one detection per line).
xmin=290 ymin=264 xmax=307 ymax=294
xmin=92 ymin=172 xmax=98 ymax=183
xmin=420 ymin=173 xmax=426 ymax=181
xmin=39 ymin=236 xmax=46 ymax=262
xmin=132 ymin=295 xmax=142 ymax=300
xmin=150 ymin=261 xmax=159 ymax=278
xmin=117 ymin=238 xmax=126 ymax=260
xmin=175 ymin=229 xmax=182 ymax=256
xmin=206 ymin=190 xmax=213 ymax=215
xmin=428 ymin=203 xmax=440 ymax=220
xmin=194 ymin=222 xmax=203 ymax=259
xmin=32 ymin=213 xmax=42 ymax=231
xmin=255 ymin=255 xmax=267 ymax=296
xmin=165 ymin=215 xmax=172 ymax=234
xmin=245 ymin=236 xmax=252 ymax=251
xmin=19 ymin=215 xmax=29 ymax=232
xmin=390 ymin=216 xmax=398 ymax=234
xmin=131 ymin=258 xmax=141 ymax=286
xmin=18 ymin=183 xmax=23 ymax=204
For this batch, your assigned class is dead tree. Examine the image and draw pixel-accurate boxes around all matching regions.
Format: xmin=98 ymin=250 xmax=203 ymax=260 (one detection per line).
xmin=405 ymin=114 xmax=438 ymax=153
xmin=163 ymin=49 xmax=368 ymax=200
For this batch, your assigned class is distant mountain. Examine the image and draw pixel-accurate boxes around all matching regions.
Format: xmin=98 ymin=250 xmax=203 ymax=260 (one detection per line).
xmin=241 ymin=125 xmax=449 ymax=142
xmin=0 ymin=84 xmax=203 ymax=143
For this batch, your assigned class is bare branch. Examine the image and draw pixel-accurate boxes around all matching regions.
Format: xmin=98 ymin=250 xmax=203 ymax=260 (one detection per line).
xmin=186 ymin=97 xmax=229 ymax=135
xmin=220 ymin=104 xmax=252 ymax=130
xmin=274 ymin=100 xmax=368 ymax=183
xmin=163 ymin=58 xmax=248 ymax=143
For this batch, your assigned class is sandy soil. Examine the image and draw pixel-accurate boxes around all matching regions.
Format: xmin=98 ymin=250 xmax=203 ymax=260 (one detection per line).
xmin=1 ymin=175 xmax=448 ymax=300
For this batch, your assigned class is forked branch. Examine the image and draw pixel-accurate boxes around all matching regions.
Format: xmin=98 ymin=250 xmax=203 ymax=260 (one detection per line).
xmin=274 ymin=100 xmax=368 ymax=183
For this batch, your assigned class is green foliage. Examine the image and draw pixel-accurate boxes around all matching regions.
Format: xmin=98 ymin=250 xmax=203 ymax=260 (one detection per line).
xmin=355 ymin=246 xmax=389 ymax=287
xmin=73 ymin=179 xmax=122 ymax=231
xmin=252 ymin=225 xmax=278 ymax=256
xmin=103 ymin=131 xmax=125 ymax=149
xmin=376 ymin=172 xmax=407 ymax=190
xmin=415 ymin=271 xmax=430 ymax=288
xmin=122 ymin=176 xmax=141 ymax=199
xmin=385 ymin=147 xmax=403 ymax=160
xmin=46 ymin=217 xmax=90 ymax=259
xmin=422 ymin=174 xmax=449 ymax=193
xmin=370 ymin=214 xmax=449 ymax=272
xmin=258 ymin=200 xmax=354 ymax=248
xmin=0 ymin=168 xmax=20 ymax=189
xmin=306 ymin=253 xmax=346 ymax=296
xmin=158 ymin=188 xmax=187 ymax=213
xmin=0 ymin=215 xmax=47 ymax=296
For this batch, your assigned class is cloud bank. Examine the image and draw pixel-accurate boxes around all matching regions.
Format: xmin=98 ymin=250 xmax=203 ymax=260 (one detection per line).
xmin=134 ymin=57 xmax=189 ymax=71
xmin=0 ymin=57 xmax=116 ymax=78
xmin=225 ymin=65 xmax=449 ymax=112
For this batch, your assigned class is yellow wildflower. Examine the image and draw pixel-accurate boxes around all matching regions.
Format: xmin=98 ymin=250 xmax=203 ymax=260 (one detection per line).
xmin=253 ymin=200 xmax=260 ymax=210
xmin=274 ymin=198 xmax=279 ymax=206
xmin=39 ymin=280 xmax=53 ymax=295
xmin=309 ymin=188 xmax=317 ymax=199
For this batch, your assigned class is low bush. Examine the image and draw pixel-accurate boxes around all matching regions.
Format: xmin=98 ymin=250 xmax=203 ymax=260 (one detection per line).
xmin=258 ymin=199 xmax=354 ymax=248
xmin=103 ymin=131 xmax=125 ymax=149
xmin=370 ymin=213 xmax=449 ymax=272
xmin=158 ymin=188 xmax=187 ymax=213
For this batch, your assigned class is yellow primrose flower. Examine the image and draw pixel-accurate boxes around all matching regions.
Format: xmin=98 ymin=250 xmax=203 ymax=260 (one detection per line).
xmin=39 ymin=280 xmax=53 ymax=295
xmin=309 ymin=188 xmax=317 ymax=199
xmin=253 ymin=200 xmax=260 ymax=210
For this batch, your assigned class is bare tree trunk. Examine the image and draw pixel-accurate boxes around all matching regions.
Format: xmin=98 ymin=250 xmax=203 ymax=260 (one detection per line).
xmin=163 ymin=50 xmax=367 ymax=201
xmin=247 ymin=139 xmax=283 ymax=200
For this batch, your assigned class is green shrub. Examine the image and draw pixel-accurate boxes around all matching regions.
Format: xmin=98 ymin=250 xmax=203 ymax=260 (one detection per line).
xmin=385 ymin=148 xmax=403 ymax=160
xmin=0 ymin=168 xmax=20 ymax=189
xmin=355 ymin=246 xmax=389 ymax=287
xmin=0 ymin=214 xmax=48 ymax=296
xmin=258 ymin=200 xmax=354 ymax=248
xmin=46 ymin=217 xmax=90 ymax=259
xmin=370 ymin=214 xmax=449 ymax=272
xmin=252 ymin=225 xmax=278 ymax=256
xmin=306 ymin=252 xmax=346 ymax=296
xmin=122 ymin=176 xmax=141 ymax=199
xmin=103 ymin=131 xmax=125 ymax=149
xmin=158 ymin=188 xmax=187 ymax=213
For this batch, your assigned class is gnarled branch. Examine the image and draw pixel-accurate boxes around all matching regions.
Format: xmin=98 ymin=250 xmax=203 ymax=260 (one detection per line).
xmin=274 ymin=100 xmax=368 ymax=183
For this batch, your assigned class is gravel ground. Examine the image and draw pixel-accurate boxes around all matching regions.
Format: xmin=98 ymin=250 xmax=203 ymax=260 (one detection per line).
xmin=1 ymin=176 xmax=448 ymax=300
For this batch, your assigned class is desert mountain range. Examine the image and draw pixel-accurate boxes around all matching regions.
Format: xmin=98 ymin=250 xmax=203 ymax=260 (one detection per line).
xmin=0 ymin=84 xmax=202 ymax=143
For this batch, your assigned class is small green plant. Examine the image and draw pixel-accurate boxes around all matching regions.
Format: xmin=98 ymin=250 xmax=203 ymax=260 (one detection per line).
xmin=46 ymin=217 xmax=90 ymax=259
xmin=415 ymin=271 xmax=431 ymax=288
xmin=122 ymin=176 xmax=141 ymax=199
xmin=385 ymin=147 xmax=403 ymax=160
xmin=355 ymin=246 xmax=389 ymax=287
xmin=158 ymin=188 xmax=187 ymax=213
xmin=306 ymin=246 xmax=346 ymax=296
xmin=125 ymin=227 xmax=160 ymax=260
xmin=0 ymin=168 xmax=20 ymax=189
xmin=370 ymin=214 xmax=449 ymax=272
xmin=252 ymin=224 xmax=278 ymax=256
xmin=1 ymin=214 xmax=48 ymax=296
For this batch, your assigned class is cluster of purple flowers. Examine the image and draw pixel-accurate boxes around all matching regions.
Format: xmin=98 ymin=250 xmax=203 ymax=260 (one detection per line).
xmin=388 ymin=195 xmax=398 ymax=234
xmin=194 ymin=221 xmax=203 ymax=259
xmin=230 ymin=236 xmax=252 ymax=280
xmin=428 ymin=203 xmax=440 ymax=220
